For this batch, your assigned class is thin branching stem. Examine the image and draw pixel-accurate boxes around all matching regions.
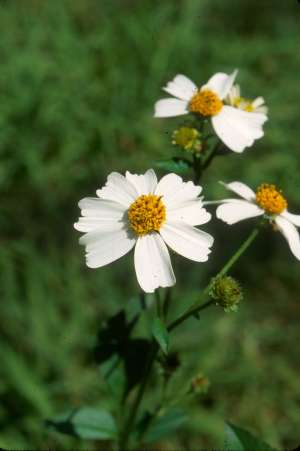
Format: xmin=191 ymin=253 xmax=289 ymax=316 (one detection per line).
xmin=167 ymin=227 xmax=260 ymax=332
xmin=119 ymin=227 xmax=259 ymax=448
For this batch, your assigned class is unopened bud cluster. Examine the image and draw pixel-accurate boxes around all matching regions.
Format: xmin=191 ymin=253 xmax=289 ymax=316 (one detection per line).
xmin=209 ymin=275 xmax=242 ymax=312
xmin=172 ymin=126 xmax=202 ymax=156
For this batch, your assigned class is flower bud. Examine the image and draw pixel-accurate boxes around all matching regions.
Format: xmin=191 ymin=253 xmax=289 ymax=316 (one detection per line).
xmin=209 ymin=276 xmax=242 ymax=312
xmin=172 ymin=126 xmax=202 ymax=156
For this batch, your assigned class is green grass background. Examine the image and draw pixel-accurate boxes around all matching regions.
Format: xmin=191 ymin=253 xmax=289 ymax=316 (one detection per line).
xmin=1 ymin=0 xmax=300 ymax=449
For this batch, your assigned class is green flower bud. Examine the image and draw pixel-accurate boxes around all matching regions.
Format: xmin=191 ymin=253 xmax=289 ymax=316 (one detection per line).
xmin=209 ymin=276 xmax=242 ymax=312
xmin=172 ymin=126 xmax=202 ymax=156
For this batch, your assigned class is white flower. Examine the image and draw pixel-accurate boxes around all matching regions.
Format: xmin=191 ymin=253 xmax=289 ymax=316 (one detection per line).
xmin=226 ymin=84 xmax=268 ymax=114
xmin=74 ymin=169 xmax=214 ymax=293
xmin=154 ymin=71 xmax=268 ymax=153
xmin=215 ymin=181 xmax=300 ymax=260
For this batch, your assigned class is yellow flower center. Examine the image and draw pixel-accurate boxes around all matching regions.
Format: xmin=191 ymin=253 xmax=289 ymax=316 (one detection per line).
xmin=255 ymin=184 xmax=287 ymax=215
xmin=189 ymin=89 xmax=223 ymax=116
xmin=243 ymin=103 xmax=254 ymax=112
xmin=128 ymin=194 xmax=166 ymax=235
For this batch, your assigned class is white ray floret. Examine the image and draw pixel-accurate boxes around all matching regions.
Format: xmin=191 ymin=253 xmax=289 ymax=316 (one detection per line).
xmin=154 ymin=70 xmax=268 ymax=153
xmin=75 ymin=169 xmax=214 ymax=292
xmin=214 ymin=181 xmax=300 ymax=261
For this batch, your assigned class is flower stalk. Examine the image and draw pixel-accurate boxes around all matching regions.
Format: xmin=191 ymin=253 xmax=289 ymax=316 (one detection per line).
xmin=119 ymin=226 xmax=259 ymax=448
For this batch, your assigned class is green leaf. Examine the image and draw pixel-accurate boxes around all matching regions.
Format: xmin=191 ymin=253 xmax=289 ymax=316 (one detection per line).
xmin=47 ymin=407 xmax=117 ymax=440
xmin=143 ymin=408 xmax=187 ymax=443
xmin=155 ymin=158 xmax=190 ymax=174
xmin=225 ymin=422 xmax=277 ymax=451
xmin=152 ymin=318 xmax=169 ymax=354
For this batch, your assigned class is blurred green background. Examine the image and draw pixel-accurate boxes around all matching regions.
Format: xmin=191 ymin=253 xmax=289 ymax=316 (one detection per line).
xmin=1 ymin=0 xmax=300 ymax=449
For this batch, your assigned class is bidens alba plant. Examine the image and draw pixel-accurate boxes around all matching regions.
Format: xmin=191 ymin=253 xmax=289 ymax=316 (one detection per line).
xmin=154 ymin=70 xmax=268 ymax=152
xmin=62 ymin=67 xmax=298 ymax=450
xmin=74 ymin=169 xmax=213 ymax=293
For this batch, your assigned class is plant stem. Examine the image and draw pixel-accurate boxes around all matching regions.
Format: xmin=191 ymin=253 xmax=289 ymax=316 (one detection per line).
xmin=167 ymin=227 xmax=260 ymax=332
xmin=119 ymin=343 xmax=158 ymax=449
xmin=155 ymin=290 xmax=162 ymax=318
xmin=202 ymin=139 xmax=221 ymax=171
xmin=118 ymin=227 xmax=259 ymax=448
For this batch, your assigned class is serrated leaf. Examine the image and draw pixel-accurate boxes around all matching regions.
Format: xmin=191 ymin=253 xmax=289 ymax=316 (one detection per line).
xmin=225 ymin=422 xmax=277 ymax=451
xmin=155 ymin=158 xmax=190 ymax=174
xmin=143 ymin=408 xmax=187 ymax=443
xmin=152 ymin=318 xmax=169 ymax=354
xmin=47 ymin=407 xmax=117 ymax=440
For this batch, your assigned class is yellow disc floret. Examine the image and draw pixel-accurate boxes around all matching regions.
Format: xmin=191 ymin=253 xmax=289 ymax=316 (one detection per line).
xmin=233 ymin=96 xmax=254 ymax=112
xmin=255 ymin=184 xmax=287 ymax=215
xmin=172 ymin=126 xmax=202 ymax=155
xmin=189 ymin=89 xmax=223 ymax=116
xmin=128 ymin=194 xmax=166 ymax=235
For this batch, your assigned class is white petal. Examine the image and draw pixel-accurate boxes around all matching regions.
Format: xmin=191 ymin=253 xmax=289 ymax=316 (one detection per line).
xmin=229 ymin=84 xmax=241 ymax=103
xmin=160 ymin=221 xmax=214 ymax=262
xmin=203 ymin=70 xmax=238 ymax=100
xmin=80 ymin=225 xmax=136 ymax=268
xmin=163 ymin=74 xmax=197 ymax=101
xmin=154 ymin=98 xmax=189 ymax=117
xmin=134 ymin=233 xmax=176 ymax=293
xmin=96 ymin=172 xmax=138 ymax=207
xmin=220 ymin=181 xmax=256 ymax=201
xmin=275 ymin=216 xmax=300 ymax=260
xmin=255 ymin=105 xmax=268 ymax=115
xmin=74 ymin=199 xmax=127 ymax=232
xmin=216 ymin=200 xmax=264 ymax=225
xmin=167 ymin=200 xmax=212 ymax=226
xmin=155 ymin=173 xmax=201 ymax=209
xmin=252 ymin=96 xmax=265 ymax=108
xmin=281 ymin=210 xmax=300 ymax=227
xmin=212 ymin=105 xmax=267 ymax=153
xmin=125 ymin=169 xmax=157 ymax=195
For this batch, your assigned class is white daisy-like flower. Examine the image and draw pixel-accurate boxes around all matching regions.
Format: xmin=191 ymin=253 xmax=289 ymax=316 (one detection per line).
xmin=154 ymin=70 xmax=268 ymax=153
xmin=226 ymin=84 xmax=268 ymax=115
xmin=74 ymin=169 xmax=214 ymax=293
xmin=215 ymin=181 xmax=300 ymax=260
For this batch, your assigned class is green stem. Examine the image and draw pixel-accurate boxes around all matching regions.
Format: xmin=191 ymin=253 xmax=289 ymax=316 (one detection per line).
xmin=119 ymin=343 xmax=158 ymax=449
xmin=167 ymin=227 xmax=259 ymax=332
xmin=202 ymin=139 xmax=221 ymax=171
xmin=155 ymin=290 xmax=162 ymax=319
xmin=119 ymin=227 xmax=259 ymax=448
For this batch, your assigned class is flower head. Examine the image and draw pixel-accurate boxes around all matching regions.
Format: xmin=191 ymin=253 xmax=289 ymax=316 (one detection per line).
xmin=215 ymin=181 xmax=300 ymax=261
xmin=226 ymin=84 xmax=268 ymax=114
xmin=209 ymin=275 xmax=242 ymax=312
xmin=154 ymin=71 xmax=268 ymax=153
xmin=74 ymin=169 xmax=214 ymax=293
xmin=172 ymin=126 xmax=202 ymax=155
